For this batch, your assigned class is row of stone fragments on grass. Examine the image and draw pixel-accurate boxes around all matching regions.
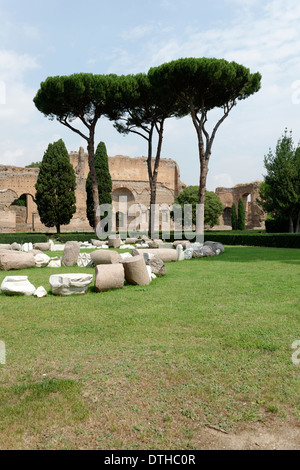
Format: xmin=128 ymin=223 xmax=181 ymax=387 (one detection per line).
xmin=0 ymin=253 xmax=165 ymax=297
xmin=0 ymin=240 xmax=224 ymax=271
xmin=0 ymin=236 xmax=179 ymax=253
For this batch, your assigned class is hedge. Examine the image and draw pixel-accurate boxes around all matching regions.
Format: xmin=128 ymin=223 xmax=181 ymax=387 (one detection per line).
xmin=58 ymin=230 xmax=300 ymax=248
xmin=2 ymin=230 xmax=298 ymax=249
xmin=202 ymin=232 xmax=300 ymax=248
xmin=55 ymin=232 xmax=95 ymax=243
xmin=0 ymin=233 xmax=48 ymax=245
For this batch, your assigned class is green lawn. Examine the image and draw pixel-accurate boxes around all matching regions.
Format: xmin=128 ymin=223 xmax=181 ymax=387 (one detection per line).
xmin=0 ymin=246 xmax=299 ymax=449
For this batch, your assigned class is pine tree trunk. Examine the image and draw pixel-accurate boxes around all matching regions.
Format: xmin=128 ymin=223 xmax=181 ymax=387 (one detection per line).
xmin=56 ymin=224 xmax=60 ymax=234
xmin=295 ymin=210 xmax=300 ymax=233
xmin=149 ymin=182 xmax=157 ymax=237
xmin=147 ymin=125 xmax=155 ymax=236
xmin=190 ymin=105 xmax=209 ymax=238
xmin=197 ymin=156 xmax=208 ymax=236
xmin=289 ymin=214 xmax=294 ymax=233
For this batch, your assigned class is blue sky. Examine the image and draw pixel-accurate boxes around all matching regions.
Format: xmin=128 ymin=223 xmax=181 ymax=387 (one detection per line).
xmin=0 ymin=0 xmax=300 ymax=190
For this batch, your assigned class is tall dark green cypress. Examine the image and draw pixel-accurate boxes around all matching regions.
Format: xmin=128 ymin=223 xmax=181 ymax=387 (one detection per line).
xmin=35 ymin=139 xmax=76 ymax=234
xmin=86 ymin=142 xmax=112 ymax=229
xmin=231 ymin=202 xmax=238 ymax=230
xmin=237 ymin=198 xmax=245 ymax=230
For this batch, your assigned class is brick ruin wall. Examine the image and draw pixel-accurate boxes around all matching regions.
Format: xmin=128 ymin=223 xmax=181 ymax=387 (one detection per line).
xmin=215 ymin=181 xmax=266 ymax=229
xmin=0 ymin=148 xmax=266 ymax=233
xmin=0 ymin=148 xmax=185 ymax=233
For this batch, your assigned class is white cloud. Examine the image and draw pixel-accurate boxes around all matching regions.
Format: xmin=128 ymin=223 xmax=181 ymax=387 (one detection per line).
xmin=0 ymin=50 xmax=38 ymax=82
xmin=210 ymin=173 xmax=234 ymax=190
xmin=121 ymin=24 xmax=154 ymax=41
xmin=107 ymin=143 xmax=140 ymax=157
xmin=1 ymin=0 xmax=300 ymax=192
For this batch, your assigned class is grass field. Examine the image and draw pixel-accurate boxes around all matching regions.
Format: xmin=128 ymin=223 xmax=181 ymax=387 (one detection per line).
xmin=0 ymin=246 xmax=299 ymax=450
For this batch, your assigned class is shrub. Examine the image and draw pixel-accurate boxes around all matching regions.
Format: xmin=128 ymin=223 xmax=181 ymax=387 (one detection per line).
xmin=231 ymin=203 xmax=237 ymax=230
xmin=203 ymin=232 xmax=300 ymax=248
xmin=35 ymin=139 xmax=76 ymax=234
xmin=0 ymin=233 xmax=48 ymax=244
xmin=237 ymin=198 xmax=245 ymax=230
xmin=55 ymin=233 xmax=94 ymax=243
xmin=52 ymin=230 xmax=300 ymax=248
xmin=86 ymin=142 xmax=112 ymax=229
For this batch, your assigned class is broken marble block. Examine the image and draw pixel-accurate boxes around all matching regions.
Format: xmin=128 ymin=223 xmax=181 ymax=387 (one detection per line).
xmin=108 ymin=237 xmax=121 ymax=249
xmin=146 ymin=255 xmax=166 ymax=277
xmin=204 ymin=241 xmax=225 ymax=254
xmin=34 ymin=253 xmax=51 ymax=268
xmin=11 ymin=243 xmax=21 ymax=251
xmin=119 ymin=252 xmax=132 ymax=262
xmin=183 ymin=248 xmax=193 ymax=260
xmin=77 ymin=252 xmax=93 ymax=268
xmin=61 ymin=241 xmax=81 ymax=267
xmin=122 ymin=255 xmax=151 ymax=286
xmin=21 ymin=242 xmax=33 ymax=252
xmin=33 ymin=242 xmax=51 ymax=251
xmin=34 ymin=286 xmax=48 ymax=298
xmin=47 ymin=257 xmax=61 ymax=268
xmin=192 ymin=245 xmax=215 ymax=258
xmin=0 ymin=251 xmax=35 ymax=271
xmin=49 ymin=273 xmax=93 ymax=296
xmin=146 ymin=265 xmax=153 ymax=282
xmin=1 ymin=276 xmax=36 ymax=296
xmin=0 ymin=244 xmax=12 ymax=251
xmin=176 ymin=244 xmax=184 ymax=261
xmin=132 ymin=248 xmax=177 ymax=262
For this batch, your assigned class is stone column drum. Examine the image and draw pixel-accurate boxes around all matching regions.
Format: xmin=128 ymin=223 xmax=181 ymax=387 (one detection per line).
xmin=61 ymin=241 xmax=81 ymax=267
xmin=122 ymin=255 xmax=151 ymax=286
xmin=90 ymin=250 xmax=121 ymax=265
xmin=94 ymin=264 xmax=125 ymax=292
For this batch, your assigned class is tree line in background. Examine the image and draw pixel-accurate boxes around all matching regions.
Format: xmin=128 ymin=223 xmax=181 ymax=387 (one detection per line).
xmin=33 ymin=127 xmax=299 ymax=234
xmin=34 ymin=138 xmax=226 ymax=233
xmin=33 ymin=57 xmax=261 ymax=234
xmin=258 ymin=129 xmax=300 ymax=233
xmin=172 ymin=186 xmax=224 ymax=229
xmin=34 ymin=140 xmax=112 ymax=233
xmin=229 ymin=128 xmax=300 ymax=234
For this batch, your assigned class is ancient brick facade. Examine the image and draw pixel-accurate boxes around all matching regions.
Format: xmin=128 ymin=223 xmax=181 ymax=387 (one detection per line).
xmin=0 ymin=148 xmax=185 ymax=233
xmin=215 ymin=181 xmax=266 ymax=229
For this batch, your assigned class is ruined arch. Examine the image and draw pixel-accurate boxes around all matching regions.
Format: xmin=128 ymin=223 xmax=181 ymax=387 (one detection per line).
xmin=215 ymin=182 xmax=266 ymax=229
xmin=112 ymin=186 xmax=135 ymax=211
xmin=9 ymin=193 xmax=36 ymax=228
xmin=0 ymin=151 xmax=185 ymax=233
xmin=223 ymin=207 xmax=232 ymax=226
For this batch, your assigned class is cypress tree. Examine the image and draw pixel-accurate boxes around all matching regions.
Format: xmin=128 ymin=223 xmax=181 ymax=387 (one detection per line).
xmin=231 ymin=202 xmax=238 ymax=230
xmin=237 ymin=198 xmax=245 ymax=230
xmin=86 ymin=142 xmax=112 ymax=229
xmin=35 ymin=139 xmax=76 ymax=234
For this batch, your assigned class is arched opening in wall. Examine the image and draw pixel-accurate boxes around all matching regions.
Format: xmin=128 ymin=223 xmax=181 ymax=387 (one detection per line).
xmin=223 ymin=207 xmax=232 ymax=226
xmin=112 ymin=187 xmax=135 ymax=205
xmin=11 ymin=194 xmax=27 ymax=207
xmin=9 ymin=193 xmax=36 ymax=229
xmin=112 ymin=187 xmax=135 ymax=229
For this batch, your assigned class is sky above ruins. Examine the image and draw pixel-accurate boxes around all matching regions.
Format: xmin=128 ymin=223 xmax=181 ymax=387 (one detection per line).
xmin=0 ymin=0 xmax=300 ymax=190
